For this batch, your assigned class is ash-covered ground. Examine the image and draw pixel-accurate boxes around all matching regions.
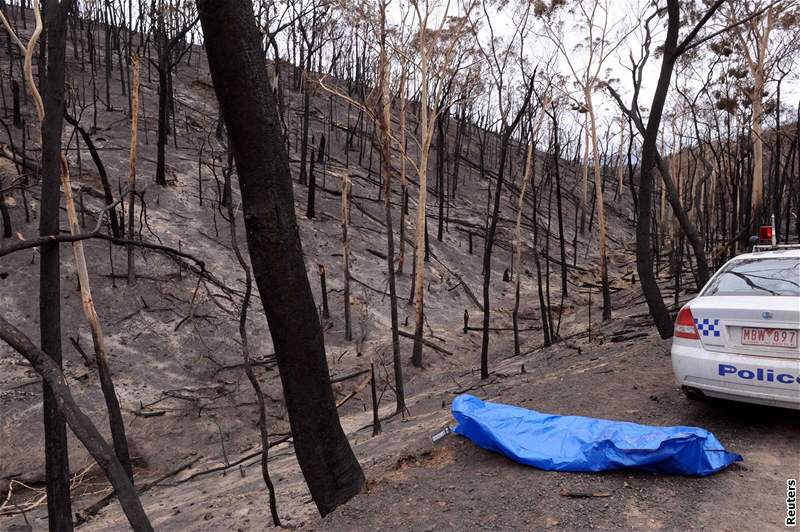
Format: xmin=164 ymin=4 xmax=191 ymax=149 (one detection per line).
xmin=1 ymin=15 xmax=796 ymax=532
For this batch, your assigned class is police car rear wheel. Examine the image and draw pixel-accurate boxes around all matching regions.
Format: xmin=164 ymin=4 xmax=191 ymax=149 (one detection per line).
xmin=682 ymin=386 xmax=706 ymax=401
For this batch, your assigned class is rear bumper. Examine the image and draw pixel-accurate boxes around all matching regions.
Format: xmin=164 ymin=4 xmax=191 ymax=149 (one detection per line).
xmin=671 ymin=342 xmax=800 ymax=410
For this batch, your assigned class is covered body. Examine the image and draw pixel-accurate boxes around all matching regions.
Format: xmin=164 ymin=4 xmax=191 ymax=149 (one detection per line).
xmin=452 ymin=394 xmax=741 ymax=476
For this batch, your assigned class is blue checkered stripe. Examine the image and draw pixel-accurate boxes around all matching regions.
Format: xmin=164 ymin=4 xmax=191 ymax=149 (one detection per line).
xmin=694 ymin=318 xmax=720 ymax=337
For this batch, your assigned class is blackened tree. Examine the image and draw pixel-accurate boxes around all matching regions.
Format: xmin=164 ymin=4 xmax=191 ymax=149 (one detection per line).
xmin=196 ymin=0 xmax=366 ymax=516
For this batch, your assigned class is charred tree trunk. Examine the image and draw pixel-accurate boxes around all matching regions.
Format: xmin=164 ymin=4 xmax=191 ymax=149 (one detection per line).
xmin=341 ymin=172 xmax=352 ymax=342
xmin=532 ymin=168 xmax=551 ymax=347
xmin=606 ymin=83 xmax=711 ymax=290
xmin=479 ymin=82 xmax=534 ymax=379
xmin=436 ymin=112 xmax=446 ymax=241
xmin=299 ymin=62 xmax=311 ymax=185
xmin=480 ymin=129 xmax=513 ymax=379
xmin=12 ymin=78 xmax=21 ymax=128
xmin=319 ymin=264 xmax=330 ymax=320
xmin=198 ymin=0 xmax=366 ymax=515
xmin=155 ymin=62 xmax=169 ymax=186
xmin=307 ymin=146 xmax=316 ymax=218
xmin=378 ymin=2 xmax=404 ymax=416
xmin=396 ymin=76 xmax=408 ymax=275
xmin=64 ymin=112 xmax=122 ymax=238
xmin=585 ymin=91 xmax=611 ymax=321
xmin=638 ymin=1 xmax=680 ymax=339
xmin=40 ymin=3 xmax=73 ymax=527
xmin=552 ymin=114 xmax=567 ymax=337
xmin=0 ymin=173 xmax=11 ymax=238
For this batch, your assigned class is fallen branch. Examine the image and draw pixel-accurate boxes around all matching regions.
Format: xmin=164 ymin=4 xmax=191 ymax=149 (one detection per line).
xmin=76 ymin=455 xmax=202 ymax=524
xmin=211 ymin=355 xmax=277 ymax=376
xmin=398 ymin=330 xmax=453 ymax=357
xmin=610 ymin=332 xmax=649 ymax=343
xmin=335 ymin=372 xmax=372 ymax=408
xmin=132 ymin=409 xmax=166 ymax=418
xmin=449 ymin=374 xmax=501 ymax=395
xmin=366 ymin=248 xmax=387 ymax=260
xmin=179 ymin=434 xmax=293 ymax=483
xmin=330 ymin=368 xmax=370 ymax=384
xmin=350 ymin=274 xmax=391 ymax=297
xmin=559 ymin=489 xmax=612 ymax=499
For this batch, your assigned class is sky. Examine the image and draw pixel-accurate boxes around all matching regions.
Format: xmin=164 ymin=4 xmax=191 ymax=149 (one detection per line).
xmin=548 ymin=1 xmax=796 ymax=133
xmin=450 ymin=0 xmax=800 ymax=145
xmin=87 ymin=0 xmax=798 ymax=148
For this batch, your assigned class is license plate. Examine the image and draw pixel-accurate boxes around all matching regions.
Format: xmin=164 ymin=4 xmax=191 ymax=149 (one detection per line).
xmin=741 ymin=327 xmax=798 ymax=348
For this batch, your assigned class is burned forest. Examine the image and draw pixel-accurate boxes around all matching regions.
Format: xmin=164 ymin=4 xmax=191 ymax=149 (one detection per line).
xmin=0 ymin=0 xmax=798 ymax=530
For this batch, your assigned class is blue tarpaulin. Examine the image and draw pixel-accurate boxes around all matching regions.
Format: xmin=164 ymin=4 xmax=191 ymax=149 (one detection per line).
xmin=452 ymin=394 xmax=742 ymax=476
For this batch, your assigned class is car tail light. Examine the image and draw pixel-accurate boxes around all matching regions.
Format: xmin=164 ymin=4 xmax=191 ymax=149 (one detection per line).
xmin=675 ymin=307 xmax=699 ymax=340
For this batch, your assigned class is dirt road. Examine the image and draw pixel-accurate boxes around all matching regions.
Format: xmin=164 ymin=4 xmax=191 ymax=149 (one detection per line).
xmin=321 ymin=333 xmax=800 ymax=531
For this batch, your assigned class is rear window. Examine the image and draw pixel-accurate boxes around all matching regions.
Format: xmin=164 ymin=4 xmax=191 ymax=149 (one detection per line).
xmin=703 ymin=257 xmax=800 ymax=296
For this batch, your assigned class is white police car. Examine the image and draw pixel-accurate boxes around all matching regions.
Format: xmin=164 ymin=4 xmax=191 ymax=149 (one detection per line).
xmin=671 ymin=231 xmax=800 ymax=410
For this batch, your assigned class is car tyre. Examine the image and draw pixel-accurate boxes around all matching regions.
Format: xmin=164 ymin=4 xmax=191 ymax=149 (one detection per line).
xmin=682 ymin=386 xmax=706 ymax=401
